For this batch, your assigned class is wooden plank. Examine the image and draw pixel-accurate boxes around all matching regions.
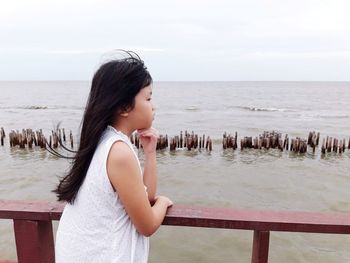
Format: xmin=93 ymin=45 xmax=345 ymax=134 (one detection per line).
xmin=14 ymin=220 xmax=55 ymax=263
xmin=0 ymin=200 xmax=64 ymax=220
xmin=251 ymin=231 xmax=269 ymax=263
xmin=163 ymin=205 xmax=350 ymax=234
xmin=2 ymin=201 xmax=350 ymax=234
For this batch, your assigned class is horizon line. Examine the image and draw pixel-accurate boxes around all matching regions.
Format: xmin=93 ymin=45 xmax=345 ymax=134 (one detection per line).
xmin=1 ymin=80 xmax=350 ymax=82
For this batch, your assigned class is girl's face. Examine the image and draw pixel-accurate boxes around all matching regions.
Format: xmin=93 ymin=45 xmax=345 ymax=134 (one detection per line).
xmin=128 ymin=85 xmax=155 ymax=130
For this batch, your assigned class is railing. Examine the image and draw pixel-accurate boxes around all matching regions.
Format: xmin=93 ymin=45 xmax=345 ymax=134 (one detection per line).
xmin=1 ymin=200 xmax=350 ymax=263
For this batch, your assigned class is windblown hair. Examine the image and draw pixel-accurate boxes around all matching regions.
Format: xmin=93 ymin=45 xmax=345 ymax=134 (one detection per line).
xmin=51 ymin=50 xmax=152 ymax=203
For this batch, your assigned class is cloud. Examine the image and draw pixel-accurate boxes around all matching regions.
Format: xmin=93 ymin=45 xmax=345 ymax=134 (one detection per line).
xmin=45 ymin=48 xmax=167 ymax=55
xmin=0 ymin=0 xmax=350 ymax=80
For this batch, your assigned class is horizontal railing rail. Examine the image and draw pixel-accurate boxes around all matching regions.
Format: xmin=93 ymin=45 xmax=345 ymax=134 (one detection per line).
xmin=1 ymin=200 xmax=350 ymax=263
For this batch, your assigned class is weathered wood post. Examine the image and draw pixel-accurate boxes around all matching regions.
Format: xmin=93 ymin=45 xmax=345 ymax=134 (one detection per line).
xmin=70 ymin=130 xmax=73 ymax=149
xmin=0 ymin=127 xmax=5 ymax=146
xmin=251 ymin=230 xmax=270 ymax=263
xmin=321 ymin=138 xmax=326 ymax=154
xmin=62 ymin=128 xmax=66 ymax=142
xmin=14 ymin=219 xmax=55 ymax=263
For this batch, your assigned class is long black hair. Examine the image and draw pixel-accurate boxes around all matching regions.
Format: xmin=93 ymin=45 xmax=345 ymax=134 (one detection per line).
xmin=51 ymin=50 xmax=152 ymax=204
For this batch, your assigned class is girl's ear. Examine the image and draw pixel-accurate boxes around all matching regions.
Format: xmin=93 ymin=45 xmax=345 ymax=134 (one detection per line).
xmin=119 ymin=105 xmax=131 ymax=117
xmin=120 ymin=112 xmax=129 ymax=117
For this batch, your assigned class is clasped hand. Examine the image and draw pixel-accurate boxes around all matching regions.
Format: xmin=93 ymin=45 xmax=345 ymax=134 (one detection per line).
xmin=137 ymin=127 xmax=159 ymax=155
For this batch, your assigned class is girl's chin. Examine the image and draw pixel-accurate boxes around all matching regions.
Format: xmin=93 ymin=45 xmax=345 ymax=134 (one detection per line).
xmin=138 ymin=124 xmax=152 ymax=131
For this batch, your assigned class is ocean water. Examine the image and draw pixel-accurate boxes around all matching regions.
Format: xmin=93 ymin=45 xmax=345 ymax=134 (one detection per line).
xmin=0 ymin=81 xmax=350 ymax=262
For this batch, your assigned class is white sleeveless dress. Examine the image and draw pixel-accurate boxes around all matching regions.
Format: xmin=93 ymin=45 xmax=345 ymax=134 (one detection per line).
xmin=55 ymin=125 xmax=149 ymax=263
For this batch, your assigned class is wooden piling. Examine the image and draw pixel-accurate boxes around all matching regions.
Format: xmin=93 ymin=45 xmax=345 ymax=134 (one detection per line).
xmin=223 ymin=136 xmax=227 ymax=149
xmin=179 ymin=132 xmax=183 ymax=148
xmin=62 ymin=128 xmax=66 ymax=142
xmin=278 ymin=138 xmax=283 ymax=151
xmin=321 ymin=138 xmax=326 ymax=154
xmin=339 ymin=139 xmax=344 ymax=154
xmin=333 ymin=138 xmax=337 ymax=153
xmin=0 ymin=127 xmax=5 ymax=146
xmin=69 ymin=131 xmax=73 ymax=149
xmin=58 ymin=129 xmax=62 ymax=143
xmin=307 ymin=132 xmax=313 ymax=145
xmin=327 ymin=137 xmax=332 ymax=153
xmin=195 ymin=135 xmax=198 ymax=149
xmin=170 ymin=137 xmax=176 ymax=151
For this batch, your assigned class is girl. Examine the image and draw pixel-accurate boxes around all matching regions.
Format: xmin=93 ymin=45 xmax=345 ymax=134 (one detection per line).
xmin=53 ymin=51 xmax=173 ymax=262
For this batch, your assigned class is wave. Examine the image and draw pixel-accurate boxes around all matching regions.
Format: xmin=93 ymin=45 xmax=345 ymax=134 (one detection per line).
xmin=0 ymin=105 xmax=84 ymax=110
xmin=185 ymin=106 xmax=200 ymax=111
xmin=23 ymin=106 xmax=48 ymax=110
xmin=0 ymin=105 xmax=49 ymax=110
xmin=238 ymin=106 xmax=291 ymax=112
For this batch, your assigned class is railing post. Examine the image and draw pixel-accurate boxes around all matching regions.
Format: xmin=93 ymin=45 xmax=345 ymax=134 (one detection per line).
xmin=251 ymin=230 xmax=270 ymax=263
xmin=13 ymin=219 xmax=55 ymax=263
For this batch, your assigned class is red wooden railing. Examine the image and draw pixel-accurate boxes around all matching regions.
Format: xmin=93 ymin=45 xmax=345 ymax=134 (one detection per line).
xmin=1 ymin=200 xmax=350 ymax=263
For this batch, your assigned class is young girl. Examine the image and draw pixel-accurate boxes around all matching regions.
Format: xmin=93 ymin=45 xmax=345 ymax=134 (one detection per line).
xmin=54 ymin=51 xmax=173 ymax=262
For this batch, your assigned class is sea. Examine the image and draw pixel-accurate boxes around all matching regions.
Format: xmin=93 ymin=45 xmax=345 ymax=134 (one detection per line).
xmin=0 ymin=81 xmax=350 ymax=262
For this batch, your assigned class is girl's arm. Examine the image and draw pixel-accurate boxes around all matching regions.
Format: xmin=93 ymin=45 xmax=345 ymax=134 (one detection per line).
xmin=107 ymin=141 xmax=172 ymax=237
xmin=138 ymin=128 xmax=158 ymax=203
xmin=142 ymin=151 xmax=157 ymax=203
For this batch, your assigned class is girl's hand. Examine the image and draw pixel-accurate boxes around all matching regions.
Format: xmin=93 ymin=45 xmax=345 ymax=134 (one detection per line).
xmin=137 ymin=127 xmax=159 ymax=155
xmin=154 ymin=195 xmax=173 ymax=207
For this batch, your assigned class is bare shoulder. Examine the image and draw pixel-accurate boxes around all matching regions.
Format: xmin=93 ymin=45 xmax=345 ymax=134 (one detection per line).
xmin=108 ymin=140 xmax=135 ymax=164
xmin=106 ymin=140 xmax=140 ymax=185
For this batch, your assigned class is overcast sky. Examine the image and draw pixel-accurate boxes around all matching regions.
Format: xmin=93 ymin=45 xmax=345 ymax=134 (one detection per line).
xmin=1 ymin=0 xmax=350 ymax=81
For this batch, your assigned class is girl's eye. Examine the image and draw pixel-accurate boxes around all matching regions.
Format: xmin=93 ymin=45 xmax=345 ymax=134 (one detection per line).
xmin=147 ymin=98 xmax=152 ymax=101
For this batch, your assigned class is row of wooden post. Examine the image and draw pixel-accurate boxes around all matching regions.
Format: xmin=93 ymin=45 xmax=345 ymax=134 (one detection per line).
xmin=321 ymin=136 xmax=348 ymax=154
xmin=130 ymin=131 xmax=213 ymax=152
xmin=130 ymin=133 xmax=170 ymax=150
xmin=1 ymin=127 xmax=350 ymax=155
xmin=237 ymin=131 xmax=285 ymax=151
xmin=1 ymin=128 xmax=74 ymax=150
xmin=48 ymin=128 xmax=73 ymax=149
xmin=168 ymin=131 xmax=212 ymax=151
xmin=9 ymin=129 xmax=46 ymax=149
xmin=223 ymin=132 xmax=238 ymax=150
xmin=225 ymin=130 xmax=349 ymax=155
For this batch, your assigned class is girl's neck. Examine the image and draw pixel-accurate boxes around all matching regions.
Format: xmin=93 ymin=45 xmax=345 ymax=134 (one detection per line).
xmin=111 ymin=123 xmax=134 ymax=137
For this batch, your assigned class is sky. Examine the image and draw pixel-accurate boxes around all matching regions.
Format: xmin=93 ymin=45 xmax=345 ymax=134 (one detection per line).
xmin=0 ymin=0 xmax=350 ymax=81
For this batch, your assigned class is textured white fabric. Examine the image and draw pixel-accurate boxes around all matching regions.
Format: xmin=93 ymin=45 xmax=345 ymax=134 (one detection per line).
xmin=55 ymin=125 xmax=149 ymax=263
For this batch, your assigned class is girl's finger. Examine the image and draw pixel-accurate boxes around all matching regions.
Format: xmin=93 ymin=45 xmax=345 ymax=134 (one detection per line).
xmin=137 ymin=127 xmax=155 ymax=133
xmin=139 ymin=131 xmax=158 ymax=138
xmin=138 ymin=127 xmax=158 ymax=134
xmin=139 ymin=134 xmax=156 ymax=140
